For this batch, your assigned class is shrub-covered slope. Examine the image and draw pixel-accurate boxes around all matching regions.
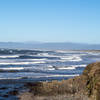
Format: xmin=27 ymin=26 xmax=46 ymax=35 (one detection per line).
xmin=19 ymin=62 xmax=100 ymax=100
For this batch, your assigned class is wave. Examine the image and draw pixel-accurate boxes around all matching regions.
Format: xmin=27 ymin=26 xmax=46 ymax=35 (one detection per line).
xmin=55 ymin=50 xmax=77 ymax=53
xmin=0 ymin=74 xmax=79 ymax=80
xmin=0 ymin=55 xmax=19 ymax=58
xmin=18 ymin=55 xmax=60 ymax=60
xmin=56 ymin=66 xmax=76 ymax=70
xmin=0 ymin=67 xmax=24 ymax=70
xmin=38 ymin=53 xmax=49 ymax=56
xmin=0 ymin=61 xmax=45 ymax=65
xmin=0 ymin=64 xmax=86 ymax=73
xmin=42 ymin=64 xmax=86 ymax=71
xmin=45 ymin=74 xmax=79 ymax=77
xmin=61 ymin=56 xmax=82 ymax=62
xmin=73 ymin=64 xmax=86 ymax=67
xmin=51 ymin=64 xmax=86 ymax=70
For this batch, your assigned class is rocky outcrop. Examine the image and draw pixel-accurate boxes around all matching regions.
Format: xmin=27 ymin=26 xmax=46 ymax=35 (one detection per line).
xmin=19 ymin=62 xmax=100 ymax=100
xmin=83 ymin=62 xmax=100 ymax=100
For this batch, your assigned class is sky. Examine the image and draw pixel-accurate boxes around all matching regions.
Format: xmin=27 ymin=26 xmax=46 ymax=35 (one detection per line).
xmin=0 ymin=0 xmax=100 ymax=44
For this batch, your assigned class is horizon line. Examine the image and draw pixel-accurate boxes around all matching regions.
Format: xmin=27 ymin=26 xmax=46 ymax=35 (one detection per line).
xmin=0 ymin=41 xmax=99 ymax=45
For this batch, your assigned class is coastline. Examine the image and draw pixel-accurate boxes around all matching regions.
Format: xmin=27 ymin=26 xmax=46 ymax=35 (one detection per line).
xmin=18 ymin=76 xmax=88 ymax=100
xmin=0 ymin=62 xmax=100 ymax=100
xmin=18 ymin=62 xmax=100 ymax=100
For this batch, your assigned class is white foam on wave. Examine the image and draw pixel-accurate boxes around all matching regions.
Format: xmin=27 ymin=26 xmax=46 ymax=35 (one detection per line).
xmin=0 ymin=77 xmax=22 ymax=80
xmin=46 ymin=64 xmax=86 ymax=71
xmin=28 ymin=74 xmax=79 ymax=78
xmin=47 ymin=68 xmax=55 ymax=70
xmin=58 ymin=64 xmax=86 ymax=70
xmin=55 ymin=50 xmax=77 ymax=53
xmin=57 ymin=66 xmax=76 ymax=70
xmin=73 ymin=64 xmax=86 ymax=67
xmin=38 ymin=53 xmax=49 ymax=56
xmin=38 ymin=53 xmax=60 ymax=58
xmin=46 ymin=65 xmax=55 ymax=70
xmin=39 ymin=64 xmax=87 ymax=71
xmin=61 ymin=55 xmax=82 ymax=62
xmin=30 ymin=58 xmax=47 ymax=61
xmin=0 ymin=55 xmax=19 ymax=58
xmin=45 ymin=74 xmax=79 ymax=77
xmin=0 ymin=74 xmax=79 ymax=80
xmin=0 ymin=61 xmax=45 ymax=65
xmin=37 ymin=52 xmax=84 ymax=63
xmin=0 ymin=67 xmax=24 ymax=70
xmin=35 ymin=65 xmax=56 ymax=71
xmin=87 ymin=52 xmax=100 ymax=56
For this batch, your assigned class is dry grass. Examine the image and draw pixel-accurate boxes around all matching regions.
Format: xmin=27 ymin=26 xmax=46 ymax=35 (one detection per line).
xmin=19 ymin=77 xmax=88 ymax=100
xmin=19 ymin=93 xmax=88 ymax=100
xmin=25 ymin=76 xmax=86 ymax=96
xmin=19 ymin=62 xmax=100 ymax=100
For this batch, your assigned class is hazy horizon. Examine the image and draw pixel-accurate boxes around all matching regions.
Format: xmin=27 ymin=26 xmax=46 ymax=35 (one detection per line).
xmin=0 ymin=41 xmax=100 ymax=45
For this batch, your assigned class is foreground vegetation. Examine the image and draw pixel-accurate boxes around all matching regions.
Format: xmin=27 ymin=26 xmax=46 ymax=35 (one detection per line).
xmin=19 ymin=62 xmax=100 ymax=100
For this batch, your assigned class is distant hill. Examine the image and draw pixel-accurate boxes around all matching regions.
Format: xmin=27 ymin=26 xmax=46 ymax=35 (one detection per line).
xmin=0 ymin=42 xmax=100 ymax=50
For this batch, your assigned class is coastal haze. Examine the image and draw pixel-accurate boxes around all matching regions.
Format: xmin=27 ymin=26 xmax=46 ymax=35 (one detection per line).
xmin=0 ymin=42 xmax=100 ymax=50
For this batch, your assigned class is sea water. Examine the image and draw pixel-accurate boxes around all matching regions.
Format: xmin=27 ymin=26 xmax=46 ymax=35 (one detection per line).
xmin=0 ymin=49 xmax=100 ymax=99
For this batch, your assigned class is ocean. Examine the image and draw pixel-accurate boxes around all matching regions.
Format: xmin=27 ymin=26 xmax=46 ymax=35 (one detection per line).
xmin=0 ymin=49 xmax=100 ymax=100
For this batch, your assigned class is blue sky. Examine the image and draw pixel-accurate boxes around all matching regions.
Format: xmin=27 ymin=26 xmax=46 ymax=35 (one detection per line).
xmin=0 ymin=0 xmax=100 ymax=44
